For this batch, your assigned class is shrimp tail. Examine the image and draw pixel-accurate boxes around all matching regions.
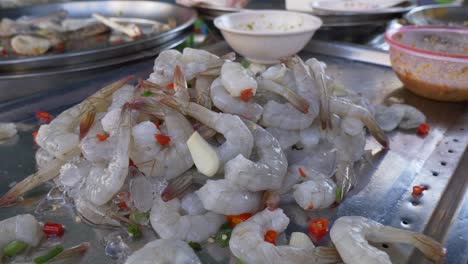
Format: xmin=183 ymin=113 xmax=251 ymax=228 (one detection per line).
xmin=411 ymin=233 xmax=446 ymax=263
xmin=79 ymin=75 xmax=134 ymax=139
xmin=79 ymin=107 xmax=96 ymax=140
xmin=262 ymin=191 xmax=280 ymax=211
xmin=161 ymin=173 xmax=193 ymax=202
xmin=366 ymin=117 xmax=390 ymax=149
xmin=0 ymin=160 xmax=62 ymax=207
xmin=313 ymin=247 xmax=342 ymax=263
xmin=334 ymin=161 xmax=354 ymax=203
xmin=317 ymin=73 xmax=332 ymax=130
xmin=172 ymin=65 xmax=192 ymax=103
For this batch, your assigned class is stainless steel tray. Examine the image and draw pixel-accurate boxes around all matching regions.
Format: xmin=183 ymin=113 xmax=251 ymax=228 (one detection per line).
xmin=0 ymin=41 xmax=466 ymax=263
xmin=196 ymin=2 xmax=415 ymax=27
xmin=405 ymin=4 xmax=468 ymax=26
xmin=0 ymin=1 xmax=197 ymax=73
xmin=0 ymin=30 xmax=190 ymax=103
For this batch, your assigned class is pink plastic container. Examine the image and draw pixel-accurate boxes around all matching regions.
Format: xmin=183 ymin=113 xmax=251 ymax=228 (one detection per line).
xmin=385 ymin=26 xmax=468 ymax=101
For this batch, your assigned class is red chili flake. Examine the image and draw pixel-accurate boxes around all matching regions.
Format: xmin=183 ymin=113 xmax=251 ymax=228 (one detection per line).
xmin=412 ymin=185 xmax=425 ymax=196
xmin=298 ymin=167 xmax=307 ymax=178
xmin=264 ymin=230 xmax=277 ymax=245
xmin=167 ymin=83 xmax=174 ymax=90
xmin=118 ymin=201 xmax=129 ymax=209
xmin=32 ymin=131 xmax=38 ymax=143
xmin=116 ymin=191 xmax=131 ymax=201
xmin=417 ymin=123 xmax=430 ymax=136
xmin=151 ymin=120 xmax=161 ymax=130
xmin=35 ymin=111 xmax=52 ymax=123
xmin=96 ymin=133 xmax=110 ymax=142
xmin=155 ymin=134 xmax=171 ymax=146
xmin=309 ymin=218 xmax=329 ymax=242
xmin=43 ymin=222 xmax=64 ymax=236
xmin=227 ymin=213 xmax=252 ymax=228
xmin=240 ymin=88 xmax=254 ymax=102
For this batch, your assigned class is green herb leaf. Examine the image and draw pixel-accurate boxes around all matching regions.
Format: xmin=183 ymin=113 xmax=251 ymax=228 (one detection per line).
xmin=127 ymin=224 xmax=142 ymax=238
xmin=34 ymin=246 xmax=64 ymax=264
xmin=235 ymin=258 xmax=246 ymax=264
xmin=188 ymin=241 xmax=202 ymax=251
xmin=335 ymin=188 xmax=343 ymax=203
xmin=215 ymin=229 xmax=232 ymax=248
xmin=219 ymin=222 xmax=231 ymax=230
xmin=140 ymin=91 xmax=153 ymax=97
xmin=241 ymin=59 xmax=250 ymax=69
xmin=129 ymin=211 xmax=150 ymax=225
xmin=4 ymin=240 xmax=28 ymax=257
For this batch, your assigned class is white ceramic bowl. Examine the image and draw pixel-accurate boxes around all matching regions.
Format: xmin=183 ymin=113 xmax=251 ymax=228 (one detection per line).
xmin=214 ymin=10 xmax=322 ymax=64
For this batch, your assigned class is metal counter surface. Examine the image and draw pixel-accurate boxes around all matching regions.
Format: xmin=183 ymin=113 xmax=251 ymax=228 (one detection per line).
xmin=0 ymin=41 xmax=466 ymax=263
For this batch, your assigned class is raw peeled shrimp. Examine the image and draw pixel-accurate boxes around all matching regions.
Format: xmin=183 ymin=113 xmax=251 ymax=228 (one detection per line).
xmin=129 ymin=121 xmax=162 ymax=176
xmin=261 ymin=64 xmax=297 ymax=92
xmin=330 ymin=97 xmax=389 ymax=148
xmin=100 ymin=83 xmax=136 ymax=136
xmin=284 ymin=56 xmax=321 ymax=120
xmin=148 ymin=48 xmax=231 ymax=86
xmin=230 ymin=208 xmax=341 ymax=264
xmin=261 ymin=101 xmax=315 ymax=130
xmin=142 ymin=110 xmax=194 ymax=179
xmin=0 ymin=214 xmax=42 ymax=259
xmin=154 ymin=93 xmax=254 ymax=166
xmin=150 ymin=194 xmax=224 ymax=242
xmin=125 ymin=239 xmax=201 ymax=264
xmin=35 ymin=106 xmax=80 ymax=159
xmin=196 ymin=179 xmax=262 ymax=215
xmin=210 ymin=77 xmax=264 ymax=122
xmin=266 ymin=127 xmax=301 ymax=150
xmin=221 ymin=61 xmax=258 ymax=97
xmin=225 ymin=119 xmax=288 ymax=192
xmin=330 ymin=216 xmax=446 ymax=264
xmin=11 ymin=35 xmax=51 ymax=56
xmin=256 ymin=77 xmax=310 ymax=114
xmin=375 ymin=104 xmax=426 ymax=131
xmin=292 ymin=177 xmax=336 ymax=210
xmin=83 ymin=109 xmax=132 ymax=206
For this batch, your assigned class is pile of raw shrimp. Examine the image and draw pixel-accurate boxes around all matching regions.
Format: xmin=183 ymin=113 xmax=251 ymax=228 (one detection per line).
xmin=0 ymin=48 xmax=445 ymax=264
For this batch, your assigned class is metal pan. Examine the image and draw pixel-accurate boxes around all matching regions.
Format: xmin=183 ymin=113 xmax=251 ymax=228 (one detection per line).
xmin=0 ymin=1 xmax=197 ymax=73
xmin=0 ymin=29 xmax=190 ymax=102
xmin=196 ymin=2 xmax=415 ymax=27
xmin=405 ymin=4 xmax=468 ymax=27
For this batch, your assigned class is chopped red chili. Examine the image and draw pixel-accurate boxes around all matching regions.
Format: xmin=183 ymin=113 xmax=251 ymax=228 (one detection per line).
xmin=240 ymin=88 xmax=254 ymax=102
xmin=298 ymin=167 xmax=307 ymax=178
xmin=167 ymin=83 xmax=174 ymax=90
xmin=309 ymin=218 xmax=329 ymax=242
xmin=412 ymin=185 xmax=425 ymax=196
xmin=35 ymin=111 xmax=52 ymax=123
xmin=227 ymin=213 xmax=252 ymax=228
xmin=155 ymin=134 xmax=171 ymax=146
xmin=264 ymin=230 xmax=277 ymax=245
xmin=417 ymin=123 xmax=430 ymax=136
xmin=96 ymin=133 xmax=110 ymax=142
xmin=43 ymin=222 xmax=64 ymax=236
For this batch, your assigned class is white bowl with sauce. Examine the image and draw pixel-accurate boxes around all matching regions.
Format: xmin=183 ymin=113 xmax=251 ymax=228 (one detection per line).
xmin=214 ymin=10 xmax=322 ymax=64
